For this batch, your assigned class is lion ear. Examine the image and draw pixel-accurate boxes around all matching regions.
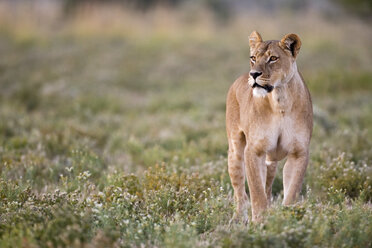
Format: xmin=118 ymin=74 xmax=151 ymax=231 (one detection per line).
xmin=249 ymin=31 xmax=263 ymax=49
xmin=279 ymin=33 xmax=301 ymax=58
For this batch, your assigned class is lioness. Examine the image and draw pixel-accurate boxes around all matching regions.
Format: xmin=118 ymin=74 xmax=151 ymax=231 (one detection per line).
xmin=226 ymin=31 xmax=313 ymax=224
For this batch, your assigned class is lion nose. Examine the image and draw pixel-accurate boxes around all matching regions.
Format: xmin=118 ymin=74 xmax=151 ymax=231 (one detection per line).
xmin=250 ymin=71 xmax=262 ymax=80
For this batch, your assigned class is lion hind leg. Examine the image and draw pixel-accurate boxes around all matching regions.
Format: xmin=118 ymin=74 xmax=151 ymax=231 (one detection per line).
xmin=265 ymin=159 xmax=277 ymax=205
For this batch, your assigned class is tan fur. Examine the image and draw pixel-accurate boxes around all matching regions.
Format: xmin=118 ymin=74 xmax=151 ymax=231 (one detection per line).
xmin=226 ymin=31 xmax=313 ymax=224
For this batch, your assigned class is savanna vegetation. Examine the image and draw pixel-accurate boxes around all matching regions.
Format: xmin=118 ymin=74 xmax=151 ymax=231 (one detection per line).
xmin=0 ymin=1 xmax=371 ymax=247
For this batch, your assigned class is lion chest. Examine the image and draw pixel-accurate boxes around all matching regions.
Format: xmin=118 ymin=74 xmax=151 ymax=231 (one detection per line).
xmin=246 ymin=114 xmax=298 ymax=158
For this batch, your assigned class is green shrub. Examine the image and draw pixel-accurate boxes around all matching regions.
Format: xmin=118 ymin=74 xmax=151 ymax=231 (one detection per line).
xmin=315 ymin=152 xmax=371 ymax=201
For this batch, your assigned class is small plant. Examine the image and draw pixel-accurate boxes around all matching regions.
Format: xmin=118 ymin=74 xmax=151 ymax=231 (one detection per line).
xmin=315 ymin=152 xmax=372 ymax=201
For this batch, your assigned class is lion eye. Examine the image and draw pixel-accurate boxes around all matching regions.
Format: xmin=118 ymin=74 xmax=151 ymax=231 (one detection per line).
xmin=250 ymin=56 xmax=256 ymax=63
xmin=269 ymin=56 xmax=278 ymax=62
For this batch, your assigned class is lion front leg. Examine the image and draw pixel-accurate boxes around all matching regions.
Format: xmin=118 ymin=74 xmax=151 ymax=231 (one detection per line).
xmin=282 ymin=149 xmax=309 ymax=205
xmin=244 ymin=146 xmax=268 ymax=222
xmin=228 ymin=133 xmax=249 ymax=225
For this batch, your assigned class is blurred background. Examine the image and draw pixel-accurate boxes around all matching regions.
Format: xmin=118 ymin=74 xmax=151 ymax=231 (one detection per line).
xmin=0 ymin=0 xmax=371 ymax=247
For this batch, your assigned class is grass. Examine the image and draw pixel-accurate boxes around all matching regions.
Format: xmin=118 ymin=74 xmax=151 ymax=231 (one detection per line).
xmin=0 ymin=4 xmax=371 ymax=247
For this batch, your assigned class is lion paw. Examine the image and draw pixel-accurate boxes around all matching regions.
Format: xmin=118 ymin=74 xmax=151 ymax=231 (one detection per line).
xmin=229 ymin=212 xmax=249 ymax=226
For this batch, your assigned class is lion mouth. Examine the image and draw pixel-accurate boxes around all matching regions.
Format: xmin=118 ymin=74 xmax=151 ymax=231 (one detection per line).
xmin=252 ymin=82 xmax=274 ymax=93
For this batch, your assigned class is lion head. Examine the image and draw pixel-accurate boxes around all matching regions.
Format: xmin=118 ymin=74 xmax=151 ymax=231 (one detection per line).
xmin=248 ymin=31 xmax=301 ymax=97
